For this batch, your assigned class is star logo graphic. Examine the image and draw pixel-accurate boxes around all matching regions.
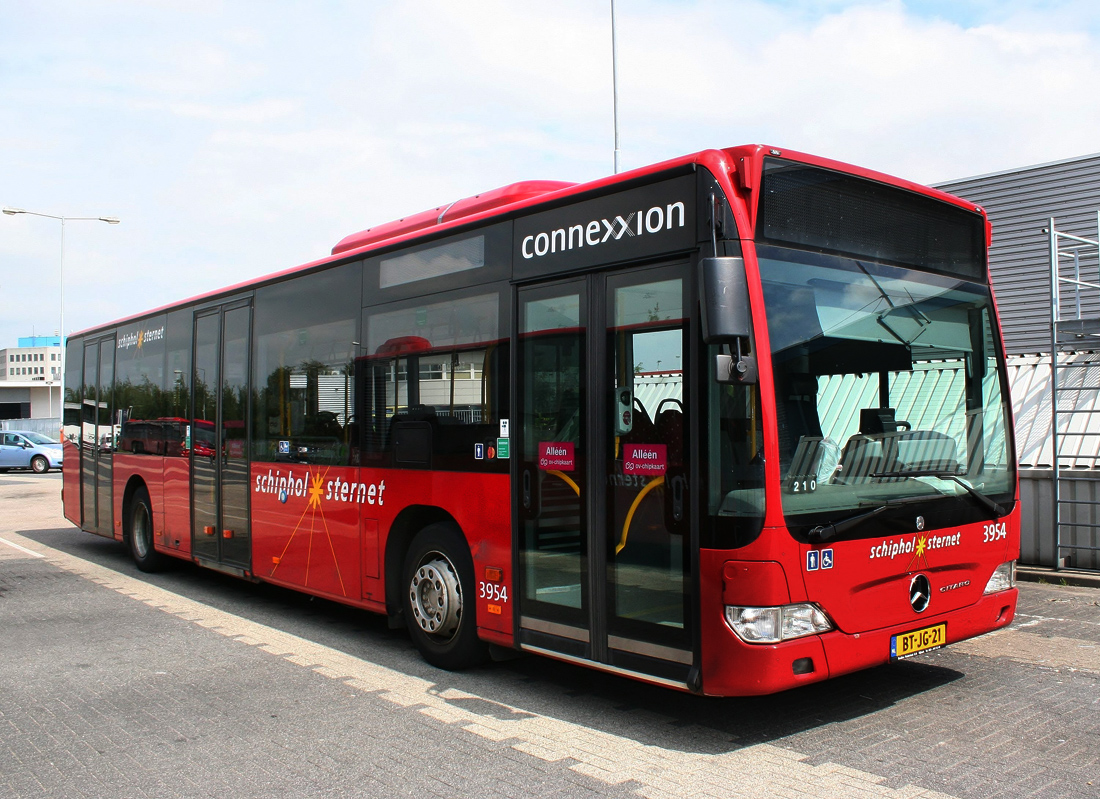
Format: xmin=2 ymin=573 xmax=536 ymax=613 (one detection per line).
xmin=907 ymin=535 xmax=930 ymax=573
xmin=270 ymin=467 xmax=346 ymax=598
xmin=307 ymin=473 xmax=325 ymax=509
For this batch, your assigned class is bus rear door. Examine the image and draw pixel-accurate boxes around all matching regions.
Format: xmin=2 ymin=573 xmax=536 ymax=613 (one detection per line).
xmin=191 ymin=301 xmax=252 ymax=573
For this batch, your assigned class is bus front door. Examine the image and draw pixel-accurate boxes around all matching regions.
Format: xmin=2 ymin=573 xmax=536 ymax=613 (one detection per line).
xmin=191 ymin=301 xmax=252 ymax=572
xmin=516 ymin=264 xmax=693 ymax=687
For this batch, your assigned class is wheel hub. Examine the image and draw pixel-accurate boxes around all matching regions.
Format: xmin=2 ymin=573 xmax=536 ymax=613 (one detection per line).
xmin=409 ymin=554 xmax=461 ymax=638
xmin=133 ymin=505 xmax=150 ymax=558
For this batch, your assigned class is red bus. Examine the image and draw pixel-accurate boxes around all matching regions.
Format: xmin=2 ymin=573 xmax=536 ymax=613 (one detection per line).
xmin=62 ymin=145 xmax=1019 ymax=695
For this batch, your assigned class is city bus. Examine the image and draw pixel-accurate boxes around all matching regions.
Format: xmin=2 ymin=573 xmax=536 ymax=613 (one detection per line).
xmin=62 ymin=145 xmax=1019 ymax=695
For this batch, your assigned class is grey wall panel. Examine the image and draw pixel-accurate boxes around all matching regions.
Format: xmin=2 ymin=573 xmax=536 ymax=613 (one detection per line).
xmin=1019 ymin=470 xmax=1052 ymax=566
xmin=936 ymin=154 xmax=1100 ymax=356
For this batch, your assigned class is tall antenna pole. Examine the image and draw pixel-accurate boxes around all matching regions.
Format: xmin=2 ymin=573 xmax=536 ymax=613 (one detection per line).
xmin=611 ymin=0 xmax=621 ymax=173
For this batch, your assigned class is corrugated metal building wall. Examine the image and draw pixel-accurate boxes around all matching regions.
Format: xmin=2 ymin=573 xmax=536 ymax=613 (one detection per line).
xmin=935 ymin=153 xmax=1100 ymax=356
xmin=934 ymin=155 xmax=1100 ymax=569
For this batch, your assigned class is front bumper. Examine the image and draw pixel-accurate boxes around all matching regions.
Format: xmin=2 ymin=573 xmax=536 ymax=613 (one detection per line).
xmin=701 ymin=589 xmax=1017 ymax=696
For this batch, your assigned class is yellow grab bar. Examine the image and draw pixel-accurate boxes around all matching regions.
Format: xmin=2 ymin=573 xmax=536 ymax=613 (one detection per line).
xmin=615 ymin=476 xmax=665 ymax=555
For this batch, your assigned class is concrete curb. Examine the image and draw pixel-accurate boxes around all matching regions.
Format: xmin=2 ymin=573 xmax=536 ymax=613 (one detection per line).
xmin=1016 ymin=564 xmax=1100 ymax=590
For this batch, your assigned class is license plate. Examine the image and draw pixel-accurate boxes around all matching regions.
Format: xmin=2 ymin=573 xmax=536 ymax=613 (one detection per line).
xmin=890 ymin=623 xmax=947 ymax=659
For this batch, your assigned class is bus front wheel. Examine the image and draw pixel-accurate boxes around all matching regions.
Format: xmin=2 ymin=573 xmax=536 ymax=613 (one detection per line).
xmin=128 ymin=486 xmax=167 ymax=573
xmin=402 ymin=522 xmax=488 ymax=670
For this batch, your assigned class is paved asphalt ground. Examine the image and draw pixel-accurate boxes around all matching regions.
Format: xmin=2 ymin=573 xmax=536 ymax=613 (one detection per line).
xmin=1 ymin=473 xmax=1098 ymax=799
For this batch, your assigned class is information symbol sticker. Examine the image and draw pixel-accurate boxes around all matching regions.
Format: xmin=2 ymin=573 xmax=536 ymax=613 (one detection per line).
xmin=806 ymin=551 xmax=820 ymax=571
xmin=474 ymin=443 xmax=485 ymax=460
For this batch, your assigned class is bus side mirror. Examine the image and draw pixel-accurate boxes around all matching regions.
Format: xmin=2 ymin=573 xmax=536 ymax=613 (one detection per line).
xmin=700 ymin=257 xmax=757 ymax=384
xmin=700 ymin=257 xmax=751 ymax=341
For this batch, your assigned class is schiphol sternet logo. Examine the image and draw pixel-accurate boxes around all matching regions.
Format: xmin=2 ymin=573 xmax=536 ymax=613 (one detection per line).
xmin=254 ymin=467 xmax=387 ymax=508
xmin=254 ymin=467 xmax=390 ymax=597
xmin=117 ymin=325 xmax=165 ymax=351
xmin=520 ymin=200 xmax=687 ymax=259
xmin=868 ymin=532 xmax=962 ymax=572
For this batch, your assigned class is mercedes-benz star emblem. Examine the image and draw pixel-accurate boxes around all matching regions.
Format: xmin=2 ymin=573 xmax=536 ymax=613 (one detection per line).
xmin=915 ymin=515 xmax=925 ymax=531
xmin=910 ymin=574 xmax=931 ymax=613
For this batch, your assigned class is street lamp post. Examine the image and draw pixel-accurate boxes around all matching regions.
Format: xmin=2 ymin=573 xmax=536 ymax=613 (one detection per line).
xmin=611 ymin=0 xmax=621 ymax=174
xmin=2 ymin=207 xmax=120 ymax=432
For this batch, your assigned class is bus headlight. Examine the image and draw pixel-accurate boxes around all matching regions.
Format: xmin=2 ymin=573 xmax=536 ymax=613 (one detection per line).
xmin=983 ymin=561 xmax=1016 ymax=594
xmin=724 ymin=603 xmax=833 ymax=644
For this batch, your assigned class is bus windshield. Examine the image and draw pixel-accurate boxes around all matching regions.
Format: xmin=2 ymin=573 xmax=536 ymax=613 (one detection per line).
xmin=757 ymin=243 xmax=1015 ymax=532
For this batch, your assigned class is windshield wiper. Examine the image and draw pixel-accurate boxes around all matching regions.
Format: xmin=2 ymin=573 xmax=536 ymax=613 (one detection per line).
xmin=870 ymin=469 xmax=1006 ymax=517
xmin=808 ymin=504 xmax=888 ymax=543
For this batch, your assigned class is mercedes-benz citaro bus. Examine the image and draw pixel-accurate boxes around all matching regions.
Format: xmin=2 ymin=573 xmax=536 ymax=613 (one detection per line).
xmin=62 ymin=145 xmax=1018 ymax=695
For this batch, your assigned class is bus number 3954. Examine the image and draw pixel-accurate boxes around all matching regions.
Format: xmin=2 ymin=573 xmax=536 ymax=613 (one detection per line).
xmin=479 ymin=581 xmax=508 ymax=602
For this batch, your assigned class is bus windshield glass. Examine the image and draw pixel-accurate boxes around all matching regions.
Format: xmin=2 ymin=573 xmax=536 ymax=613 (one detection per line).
xmin=757 ymin=243 xmax=1014 ymax=532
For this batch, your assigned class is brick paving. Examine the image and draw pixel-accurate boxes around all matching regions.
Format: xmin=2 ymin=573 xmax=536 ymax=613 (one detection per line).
xmin=2 ymin=473 xmax=1099 ymax=798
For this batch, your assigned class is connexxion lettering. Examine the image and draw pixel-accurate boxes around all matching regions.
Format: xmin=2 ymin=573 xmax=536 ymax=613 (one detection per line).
xmin=521 ymin=201 xmax=686 ymax=259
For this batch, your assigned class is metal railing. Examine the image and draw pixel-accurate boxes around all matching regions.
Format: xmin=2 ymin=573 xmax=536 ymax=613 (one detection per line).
xmin=1048 ymin=212 xmax=1100 ymax=570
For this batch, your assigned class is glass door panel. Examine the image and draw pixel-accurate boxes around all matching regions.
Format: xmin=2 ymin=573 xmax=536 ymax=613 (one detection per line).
xmin=96 ymin=338 xmax=115 ymax=535
xmin=192 ymin=312 xmax=220 ymax=562
xmin=517 ymin=283 xmax=588 ymax=640
xmin=604 ymin=272 xmax=690 ymax=659
xmin=220 ymin=305 xmax=251 ymax=568
xmin=77 ymin=337 xmax=115 ymax=535
xmin=80 ymin=342 xmax=98 ymax=529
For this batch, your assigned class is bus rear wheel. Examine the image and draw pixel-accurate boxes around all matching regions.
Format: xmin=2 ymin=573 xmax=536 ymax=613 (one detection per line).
xmin=402 ymin=523 xmax=488 ymax=670
xmin=129 ymin=487 xmax=167 ymax=572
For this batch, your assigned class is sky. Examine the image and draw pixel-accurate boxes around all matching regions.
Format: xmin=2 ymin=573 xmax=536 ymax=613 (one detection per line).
xmin=3 ymin=0 xmax=1100 ymax=348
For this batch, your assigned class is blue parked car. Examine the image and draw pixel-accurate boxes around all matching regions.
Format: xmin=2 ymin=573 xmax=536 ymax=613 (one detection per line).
xmin=0 ymin=430 xmax=63 ymax=473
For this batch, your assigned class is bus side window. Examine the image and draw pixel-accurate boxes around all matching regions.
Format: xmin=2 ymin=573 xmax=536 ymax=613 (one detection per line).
xmin=252 ymin=262 xmax=361 ymax=466
xmin=362 ymin=291 xmax=508 ymax=472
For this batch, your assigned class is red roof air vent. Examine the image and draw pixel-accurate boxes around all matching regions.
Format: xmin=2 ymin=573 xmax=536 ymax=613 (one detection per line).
xmin=374 ymin=336 xmax=432 ymax=356
xmin=332 ymin=180 xmax=575 ymax=255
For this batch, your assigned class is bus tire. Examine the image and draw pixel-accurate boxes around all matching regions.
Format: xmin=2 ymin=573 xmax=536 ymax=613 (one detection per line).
xmin=31 ymin=455 xmax=49 ymax=474
xmin=402 ymin=522 xmax=488 ymax=670
xmin=128 ymin=487 xmax=167 ymax=573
